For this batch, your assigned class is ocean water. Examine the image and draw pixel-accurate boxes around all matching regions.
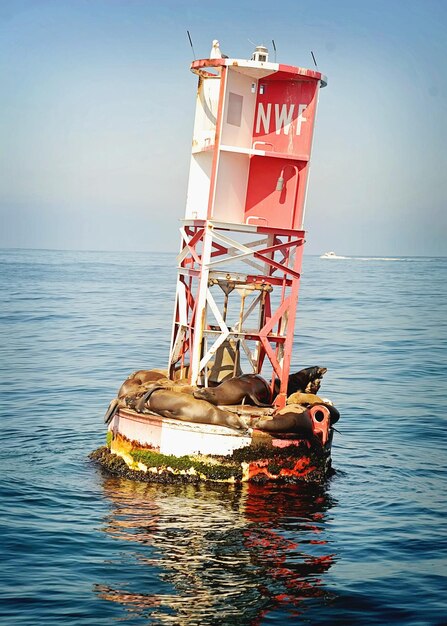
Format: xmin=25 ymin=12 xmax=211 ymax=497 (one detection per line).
xmin=0 ymin=248 xmax=446 ymax=625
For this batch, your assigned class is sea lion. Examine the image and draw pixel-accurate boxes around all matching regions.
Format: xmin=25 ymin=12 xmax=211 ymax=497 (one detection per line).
xmin=255 ymin=405 xmax=316 ymax=439
xmin=117 ymin=370 xmax=170 ymax=398
xmin=136 ymin=388 xmax=249 ymax=431
xmin=127 ymin=379 xmax=199 ymax=412
xmin=193 ymin=374 xmax=271 ymax=407
xmin=277 ymin=366 xmax=328 ymax=396
xmin=256 ymin=403 xmax=332 ymax=445
xmin=104 ymin=375 xmax=199 ymax=426
xmin=103 ymin=370 xmax=172 ymax=425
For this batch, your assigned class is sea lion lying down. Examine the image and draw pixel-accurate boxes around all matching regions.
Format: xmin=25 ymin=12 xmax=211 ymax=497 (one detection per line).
xmin=193 ymin=373 xmax=271 ymax=407
xmin=254 ymin=403 xmax=333 ymax=445
xmin=255 ymin=405 xmax=315 ymax=437
xmin=103 ymin=370 xmax=182 ymax=425
xmin=134 ymin=387 xmax=248 ymax=431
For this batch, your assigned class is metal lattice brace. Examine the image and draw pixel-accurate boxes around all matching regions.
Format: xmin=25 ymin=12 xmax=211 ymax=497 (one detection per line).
xmin=168 ymin=220 xmax=305 ymax=403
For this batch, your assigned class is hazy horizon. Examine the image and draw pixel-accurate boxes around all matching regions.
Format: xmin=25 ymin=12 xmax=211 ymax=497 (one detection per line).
xmin=1 ymin=245 xmax=445 ymax=259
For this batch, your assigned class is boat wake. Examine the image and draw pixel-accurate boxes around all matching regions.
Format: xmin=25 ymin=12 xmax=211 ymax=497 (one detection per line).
xmin=353 ymin=257 xmax=400 ymax=261
xmin=320 ymin=252 xmax=401 ymax=262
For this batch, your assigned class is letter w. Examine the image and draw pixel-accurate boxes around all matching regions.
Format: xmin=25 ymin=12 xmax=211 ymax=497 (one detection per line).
xmin=275 ymin=104 xmax=295 ymax=135
xmin=255 ymin=103 xmax=271 ymax=134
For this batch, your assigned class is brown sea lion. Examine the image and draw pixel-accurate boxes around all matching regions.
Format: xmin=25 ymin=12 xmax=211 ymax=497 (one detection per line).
xmin=256 ymin=403 xmax=332 ymax=445
xmin=117 ymin=370 xmax=170 ymax=398
xmin=104 ymin=377 xmax=198 ymax=426
xmin=137 ymin=388 xmax=249 ymax=431
xmin=130 ymin=381 xmax=176 ymax=412
xmin=255 ymin=405 xmax=316 ymax=439
xmin=104 ymin=371 xmax=172 ymax=425
xmin=126 ymin=379 xmax=199 ymax=412
xmin=289 ymin=366 xmax=327 ymax=394
xmin=193 ymin=374 xmax=271 ymax=407
xmin=275 ymin=366 xmax=328 ymax=396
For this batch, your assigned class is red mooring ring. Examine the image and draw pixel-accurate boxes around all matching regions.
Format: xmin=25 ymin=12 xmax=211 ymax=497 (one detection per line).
xmin=309 ymin=405 xmax=331 ymax=445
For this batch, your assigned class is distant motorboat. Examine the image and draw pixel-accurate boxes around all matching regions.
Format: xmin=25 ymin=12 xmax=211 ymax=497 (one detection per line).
xmin=320 ymin=251 xmax=347 ymax=259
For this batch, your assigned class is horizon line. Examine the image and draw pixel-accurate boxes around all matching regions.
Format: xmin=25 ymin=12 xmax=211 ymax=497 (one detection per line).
xmin=0 ymin=246 xmax=445 ymax=259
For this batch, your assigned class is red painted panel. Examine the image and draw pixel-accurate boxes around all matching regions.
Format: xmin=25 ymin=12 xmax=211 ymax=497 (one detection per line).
xmin=252 ymin=79 xmax=318 ymax=157
xmin=245 ymin=157 xmax=309 ymax=229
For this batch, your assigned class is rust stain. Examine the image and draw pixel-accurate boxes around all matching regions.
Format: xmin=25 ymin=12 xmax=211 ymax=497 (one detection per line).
xmin=247 ymin=455 xmax=315 ymax=481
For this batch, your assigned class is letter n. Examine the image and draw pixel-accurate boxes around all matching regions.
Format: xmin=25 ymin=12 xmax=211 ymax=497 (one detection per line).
xmin=255 ymin=103 xmax=271 ymax=134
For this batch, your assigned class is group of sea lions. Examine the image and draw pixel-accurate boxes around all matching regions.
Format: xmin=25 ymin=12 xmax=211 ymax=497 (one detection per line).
xmin=103 ymin=366 xmax=339 ymax=443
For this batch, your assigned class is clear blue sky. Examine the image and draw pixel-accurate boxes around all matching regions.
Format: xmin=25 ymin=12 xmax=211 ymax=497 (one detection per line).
xmin=0 ymin=0 xmax=446 ymax=255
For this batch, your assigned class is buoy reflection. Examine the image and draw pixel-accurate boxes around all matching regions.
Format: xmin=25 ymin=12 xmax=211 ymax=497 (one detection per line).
xmin=95 ymin=475 xmax=337 ymax=624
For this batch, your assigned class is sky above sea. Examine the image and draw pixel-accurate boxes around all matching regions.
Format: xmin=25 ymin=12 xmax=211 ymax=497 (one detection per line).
xmin=0 ymin=0 xmax=446 ymax=256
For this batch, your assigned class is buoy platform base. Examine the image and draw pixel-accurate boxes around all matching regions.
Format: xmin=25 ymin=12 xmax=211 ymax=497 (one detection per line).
xmin=91 ymin=415 xmax=333 ymax=484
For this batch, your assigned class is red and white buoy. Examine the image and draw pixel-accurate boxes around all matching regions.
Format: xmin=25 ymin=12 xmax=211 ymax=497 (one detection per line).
xmin=101 ymin=42 xmax=333 ymax=481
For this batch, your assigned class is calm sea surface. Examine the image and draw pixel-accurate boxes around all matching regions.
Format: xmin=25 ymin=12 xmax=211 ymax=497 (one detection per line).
xmin=0 ymin=249 xmax=446 ymax=625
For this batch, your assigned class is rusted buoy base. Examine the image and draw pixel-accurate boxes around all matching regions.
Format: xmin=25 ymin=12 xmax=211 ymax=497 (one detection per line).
xmin=90 ymin=434 xmax=333 ymax=484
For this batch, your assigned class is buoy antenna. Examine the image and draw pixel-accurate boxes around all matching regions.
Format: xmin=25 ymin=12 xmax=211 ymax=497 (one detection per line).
xmin=272 ymin=39 xmax=277 ymax=62
xmin=311 ymin=50 xmax=318 ymax=68
xmin=187 ymin=30 xmax=196 ymax=60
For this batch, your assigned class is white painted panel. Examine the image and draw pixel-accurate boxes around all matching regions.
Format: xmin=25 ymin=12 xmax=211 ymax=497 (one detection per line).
xmin=212 ymin=151 xmax=249 ymax=223
xmin=191 ymin=77 xmax=220 ymax=152
xmin=110 ymin=413 xmax=162 ymax=449
xmin=185 ymin=152 xmax=212 ymax=219
xmin=112 ymin=411 xmax=251 ymax=457
xmin=159 ymin=420 xmax=251 ymax=456
xmin=221 ymin=68 xmax=257 ymax=149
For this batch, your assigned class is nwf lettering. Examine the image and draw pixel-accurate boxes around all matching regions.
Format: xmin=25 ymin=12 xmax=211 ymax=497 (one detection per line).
xmin=255 ymin=103 xmax=308 ymax=135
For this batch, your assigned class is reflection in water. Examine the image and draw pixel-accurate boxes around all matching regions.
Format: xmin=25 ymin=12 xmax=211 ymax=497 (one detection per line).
xmin=95 ymin=474 xmax=338 ymax=624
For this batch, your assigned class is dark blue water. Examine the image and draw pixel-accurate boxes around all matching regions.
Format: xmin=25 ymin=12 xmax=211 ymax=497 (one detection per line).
xmin=1 ymin=249 xmax=446 ymax=625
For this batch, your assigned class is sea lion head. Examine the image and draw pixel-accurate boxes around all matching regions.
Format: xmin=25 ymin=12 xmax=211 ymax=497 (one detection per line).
xmin=118 ymin=370 xmax=170 ymax=398
xmin=287 ymin=366 xmax=327 ymax=395
xmin=193 ymin=387 xmax=217 ymax=403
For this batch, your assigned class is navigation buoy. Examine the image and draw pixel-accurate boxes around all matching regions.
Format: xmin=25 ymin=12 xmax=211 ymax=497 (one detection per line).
xmin=92 ymin=41 xmax=339 ymax=484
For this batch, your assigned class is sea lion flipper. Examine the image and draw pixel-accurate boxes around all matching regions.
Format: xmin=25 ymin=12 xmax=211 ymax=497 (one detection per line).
xmin=134 ymin=390 xmax=152 ymax=412
xmin=103 ymin=398 xmax=119 ymax=425
xmin=249 ymin=393 xmax=271 ymax=408
xmin=134 ymin=383 xmax=167 ymax=412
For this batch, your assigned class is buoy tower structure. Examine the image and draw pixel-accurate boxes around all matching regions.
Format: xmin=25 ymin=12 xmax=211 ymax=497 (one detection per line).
xmin=168 ymin=45 xmax=326 ymax=407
